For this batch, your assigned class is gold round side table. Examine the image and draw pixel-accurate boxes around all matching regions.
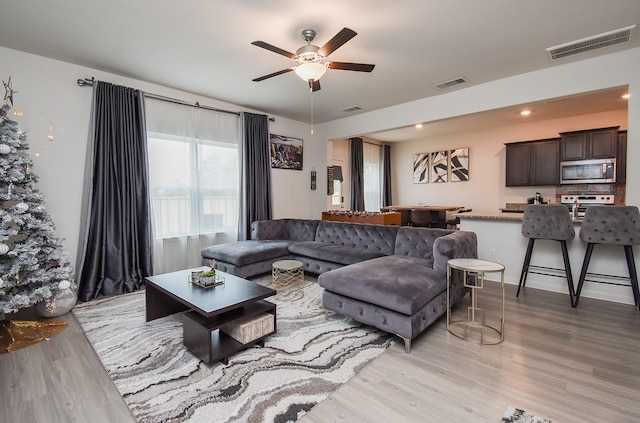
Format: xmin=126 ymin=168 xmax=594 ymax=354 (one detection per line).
xmin=447 ymin=258 xmax=505 ymax=345
xmin=272 ymin=259 xmax=305 ymax=301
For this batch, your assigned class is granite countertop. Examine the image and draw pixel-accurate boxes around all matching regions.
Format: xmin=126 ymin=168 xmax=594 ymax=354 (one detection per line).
xmin=456 ymin=211 xmax=583 ymax=223
xmin=456 ymin=211 xmax=524 ymax=220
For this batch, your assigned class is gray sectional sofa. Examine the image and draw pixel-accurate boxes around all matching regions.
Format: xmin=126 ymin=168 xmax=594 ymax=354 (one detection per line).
xmin=201 ymin=218 xmax=478 ymax=352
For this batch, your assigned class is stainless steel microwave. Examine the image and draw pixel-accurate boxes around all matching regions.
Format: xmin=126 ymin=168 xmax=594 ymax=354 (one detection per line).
xmin=560 ymin=158 xmax=616 ymax=184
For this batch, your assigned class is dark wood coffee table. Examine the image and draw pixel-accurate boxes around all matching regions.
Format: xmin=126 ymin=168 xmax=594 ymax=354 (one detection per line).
xmin=145 ymin=267 xmax=276 ymax=364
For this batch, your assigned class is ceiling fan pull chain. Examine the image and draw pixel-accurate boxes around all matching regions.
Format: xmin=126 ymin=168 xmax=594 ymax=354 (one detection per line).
xmin=310 ymin=91 xmax=314 ymax=134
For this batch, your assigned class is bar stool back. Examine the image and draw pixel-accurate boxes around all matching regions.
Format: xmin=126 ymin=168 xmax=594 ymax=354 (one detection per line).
xmin=410 ymin=209 xmax=433 ymax=227
xmin=390 ymin=208 xmax=412 ymax=226
xmin=575 ymin=205 xmax=640 ymax=309
xmin=517 ymin=204 xmax=576 ymax=306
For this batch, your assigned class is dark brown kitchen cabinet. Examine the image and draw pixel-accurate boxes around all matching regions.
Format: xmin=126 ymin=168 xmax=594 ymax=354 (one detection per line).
xmin=617 ymin=130 xmax=627 ymax=183
xmin=559 ymin=127 xmax=619 ymax=161
xmin=506 ymin=138 xmax=560 ymax=186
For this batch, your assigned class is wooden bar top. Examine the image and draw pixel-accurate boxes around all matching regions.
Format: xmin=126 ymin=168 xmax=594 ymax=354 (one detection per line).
xmin=321 ymin=211 xmax=401 ymax=226
xmin=380 ymin=205 xmax=465 ymax=212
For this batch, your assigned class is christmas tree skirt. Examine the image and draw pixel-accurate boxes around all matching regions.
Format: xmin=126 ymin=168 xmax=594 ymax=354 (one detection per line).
xmin=0 ymin=319 xmax=68 ymax=353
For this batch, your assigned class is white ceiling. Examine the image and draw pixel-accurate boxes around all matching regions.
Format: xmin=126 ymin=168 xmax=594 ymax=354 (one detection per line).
xmin=367 ymin=86 xmax=630 ymax=142
xmin=0 ymin=0 xmax=638 ymax=138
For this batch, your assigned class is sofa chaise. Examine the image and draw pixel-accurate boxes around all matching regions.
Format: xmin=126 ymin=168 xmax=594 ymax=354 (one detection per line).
xmin=201 ymin=218 xmax=478 ymax=352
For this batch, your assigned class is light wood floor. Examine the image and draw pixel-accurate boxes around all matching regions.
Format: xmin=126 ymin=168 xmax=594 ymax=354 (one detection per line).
xmin=2 ymin=282 xmax=639 ymax=423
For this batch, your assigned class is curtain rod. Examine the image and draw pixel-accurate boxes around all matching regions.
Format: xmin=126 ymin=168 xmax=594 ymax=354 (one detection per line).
xmin=77 ymin=77 xmax=254 ymax=118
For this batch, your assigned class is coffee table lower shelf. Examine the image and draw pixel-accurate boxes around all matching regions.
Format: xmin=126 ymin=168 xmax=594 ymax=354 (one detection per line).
xmin=183 ymin=300 xmax=277 ymax=364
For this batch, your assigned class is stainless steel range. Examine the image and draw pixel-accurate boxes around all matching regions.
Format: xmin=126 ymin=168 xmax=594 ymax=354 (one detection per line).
xmin=560 ymin=194 xmax=615 ymax=217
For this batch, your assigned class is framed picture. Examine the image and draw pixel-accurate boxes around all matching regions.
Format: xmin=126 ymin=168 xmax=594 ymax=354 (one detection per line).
xmin=413 ymin=153 xmax=429 ymax=183
xmin=270 ymin=134 xmax=303 ymax=170
xmin=450 ymin=148 xmax=469 ymax=182
xmin=431 ymin=150 xmax=448 ymax=182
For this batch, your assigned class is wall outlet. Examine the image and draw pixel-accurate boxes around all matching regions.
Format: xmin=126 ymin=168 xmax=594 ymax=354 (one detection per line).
xmin=489 ymin=249 xmax=496 ymax=259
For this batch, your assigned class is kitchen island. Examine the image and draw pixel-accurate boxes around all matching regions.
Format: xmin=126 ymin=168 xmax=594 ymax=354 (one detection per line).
xmin=457 ymin=210 xmax=638 ymax=306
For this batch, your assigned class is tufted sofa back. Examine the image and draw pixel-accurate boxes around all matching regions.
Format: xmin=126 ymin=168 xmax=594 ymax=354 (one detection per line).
xmin=251 ymin=219 xmax=319 ymax=241
xmin=394 ymin=227 xmax=450 ymax=260
xmin=315 ymin=221 xmax=399 ymax=255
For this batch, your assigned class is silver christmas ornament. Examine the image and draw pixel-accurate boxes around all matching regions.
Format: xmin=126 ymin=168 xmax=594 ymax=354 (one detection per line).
xmin=0 ymin=243 xmax=9 ymax=255
xmin=36 ymin=289 xmax=77 ymax=317
xmin=14 ymin=202 xmax=29 ymax=213
xmin=0 ymin=144 xmax=10 ymax=154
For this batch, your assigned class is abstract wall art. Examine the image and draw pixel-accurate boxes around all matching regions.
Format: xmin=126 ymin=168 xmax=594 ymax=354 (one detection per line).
xmin=413 ymin=153 xmax=429 ymax=183
xmin=431 ymin=150 xmax=448 ymax=183
xmin=450 ymin=148 xmax=469 ymax=182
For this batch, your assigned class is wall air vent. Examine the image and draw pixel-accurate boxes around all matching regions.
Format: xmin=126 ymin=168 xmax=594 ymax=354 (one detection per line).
xmin=434 ymin=77 xmax=467 ymax=90
xmin=341 ymin=106 xmax=362 ymax=113
xmin=546 ymin=25 xmax=636 ymax=60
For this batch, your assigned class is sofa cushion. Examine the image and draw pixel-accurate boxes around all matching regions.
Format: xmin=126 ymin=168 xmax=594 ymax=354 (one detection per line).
xmin=201 ymin=240 xmax=292 ymax=267
xmin=318 ymin=255 xmax=446 ymax=316
xmin=289 ymin=241 xmax=385 ymax=265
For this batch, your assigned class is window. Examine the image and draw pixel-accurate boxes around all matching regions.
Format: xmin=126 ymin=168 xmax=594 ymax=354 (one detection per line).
xmin=363 ymin=143 xmax=382 ymax=211
xmin=147 ymin=135 xmax=238 ymax=238
xmin=145 ymin=99 xmax=240 ymax=241
xmin=331 ymin=179 xmax=342 ymax=206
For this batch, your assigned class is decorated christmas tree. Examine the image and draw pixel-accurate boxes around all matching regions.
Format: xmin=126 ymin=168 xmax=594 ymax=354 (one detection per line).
xmin=0 ymin=101 xmax=75 ymax=317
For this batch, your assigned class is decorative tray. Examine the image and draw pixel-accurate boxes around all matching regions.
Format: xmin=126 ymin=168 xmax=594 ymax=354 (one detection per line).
xmin=189 ymin=274 xmax=225 ymax=289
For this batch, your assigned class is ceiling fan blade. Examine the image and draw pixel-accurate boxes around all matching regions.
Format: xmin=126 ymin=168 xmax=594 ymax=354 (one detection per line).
xmin=309 ymin=80 xmax=321 ymax=92
xmin=328 ymin=62 xmax=376 ymax=72
xmin=251 ymin=41 xmax=297 ymax=59
xmin=318 ymin=28 xmax=357 ymax=57
xmin=252 ymin=68 xmax=294 ymax=82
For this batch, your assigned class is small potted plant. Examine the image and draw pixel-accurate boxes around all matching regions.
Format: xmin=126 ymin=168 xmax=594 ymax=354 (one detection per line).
xmin=199 ymin=267 xmax=216 ymax=284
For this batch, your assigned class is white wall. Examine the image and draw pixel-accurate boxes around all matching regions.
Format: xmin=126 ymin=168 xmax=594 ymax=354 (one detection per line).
xmin=0 ymin=46 xmax=321 ymax=269
xmin=315 ymin=47 xmax=640 ymax=209
xmin=392 ymin=109 xmax=627 ymax=212
xmin=266 ymin=119 xmax=319 ymax=219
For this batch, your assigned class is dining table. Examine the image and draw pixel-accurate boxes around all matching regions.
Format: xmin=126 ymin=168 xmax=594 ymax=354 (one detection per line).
xmin=380 ymin=205 xmax=465 ymax=227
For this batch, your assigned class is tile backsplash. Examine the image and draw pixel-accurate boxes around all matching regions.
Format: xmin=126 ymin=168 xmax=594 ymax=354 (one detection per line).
xmin=555 ymin=183 xmax=625 ymax=204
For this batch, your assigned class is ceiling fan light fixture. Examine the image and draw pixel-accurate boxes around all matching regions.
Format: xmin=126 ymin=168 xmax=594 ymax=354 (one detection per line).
xmin=295 ymin=62 xmax=327 ymax=82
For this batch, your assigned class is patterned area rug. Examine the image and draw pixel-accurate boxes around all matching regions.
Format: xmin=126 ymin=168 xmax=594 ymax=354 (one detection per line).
xmin=73 ymin=276 xmax=393 ymax=423
xmin=502 ymin=406 xmax=553 ymax=423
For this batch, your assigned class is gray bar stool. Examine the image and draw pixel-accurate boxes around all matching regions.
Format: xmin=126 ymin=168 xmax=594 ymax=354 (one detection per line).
xmin=575 ymin=205 xmax=640 ymax=309
xmin=517 ymin=204 xmax=576 ymax=306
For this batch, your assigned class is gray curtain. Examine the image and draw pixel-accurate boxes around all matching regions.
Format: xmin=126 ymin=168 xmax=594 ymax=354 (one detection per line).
xmin=76 ymin=81 xmax=153 ymax=301
xmin=350 ymin=137 xmax=365 ymax=211
xmin=382 ymin=144 xmax=392 ymax=206
xmin=238 ymin=112 xmax=272 ymax=240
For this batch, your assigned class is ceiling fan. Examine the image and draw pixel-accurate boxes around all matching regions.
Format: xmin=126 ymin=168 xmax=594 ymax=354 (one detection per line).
xmin=251 ymin=27 xmax=375 ymax=92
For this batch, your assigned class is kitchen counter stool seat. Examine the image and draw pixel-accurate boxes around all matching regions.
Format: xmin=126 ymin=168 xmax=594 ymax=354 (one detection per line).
xmin=575 ymin=206 xmax=640 ymax=309
xmin=517 ymin=204 xmax=576 ymax=307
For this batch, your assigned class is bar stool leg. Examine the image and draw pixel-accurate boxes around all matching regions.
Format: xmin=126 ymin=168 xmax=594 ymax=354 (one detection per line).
xmin=560 ymin=240 xmax=576 ymax=307
xmin=623 ymin=245 xmax=640 ymax=308
xmin=517 ymin=238 xmax=535 ymax=297
xmin=575 ymin=242 xmax=595 ymax=307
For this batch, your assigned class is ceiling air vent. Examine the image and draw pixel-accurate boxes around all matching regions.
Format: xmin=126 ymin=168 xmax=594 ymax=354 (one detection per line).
xmin=434 ymin=77 xmax=467 ymax=90
xmin=341 ymin=106 xmax=362 ymax=113
xmin=546 ymin=25 xmax=636 ymax=60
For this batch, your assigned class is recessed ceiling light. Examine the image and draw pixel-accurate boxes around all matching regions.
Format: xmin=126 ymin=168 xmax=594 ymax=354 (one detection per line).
xmin=520 ymin=110 xmax=531 ymax=116
xmin=622 ymin=93 xmax=630 ymax=99
xmin=415 ymin=123 xmax=423 ymax=129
